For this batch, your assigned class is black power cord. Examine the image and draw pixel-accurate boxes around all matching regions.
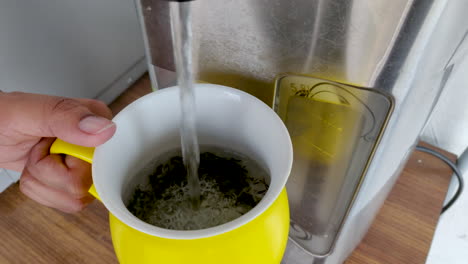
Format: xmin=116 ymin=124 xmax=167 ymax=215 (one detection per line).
xmin=415 ymin=145 xmax=464 ymax=214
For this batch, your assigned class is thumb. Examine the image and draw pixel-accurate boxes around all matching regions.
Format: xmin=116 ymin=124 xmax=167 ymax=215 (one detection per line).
xmin=4 ymin=93 xmax=116 ymax=147
xmin=47 ymin=98 xmax=117 ymax=147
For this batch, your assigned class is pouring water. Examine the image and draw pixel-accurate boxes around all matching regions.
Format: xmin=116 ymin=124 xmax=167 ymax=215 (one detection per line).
xmin=170 ymin=1 xmax=201 ymax=209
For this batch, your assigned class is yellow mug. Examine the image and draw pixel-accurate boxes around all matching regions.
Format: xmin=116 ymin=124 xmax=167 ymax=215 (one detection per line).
xmin=51 ymin=84 xmax=293 ymax=264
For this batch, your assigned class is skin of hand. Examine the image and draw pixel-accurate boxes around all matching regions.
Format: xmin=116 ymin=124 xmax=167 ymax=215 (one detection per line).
xmin=0 ymin=92 xmax=116 ymax=213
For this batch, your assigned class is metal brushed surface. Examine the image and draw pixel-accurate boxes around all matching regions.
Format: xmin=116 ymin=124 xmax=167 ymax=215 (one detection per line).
xmin=136 ymin=0 xmax=468 ymax=262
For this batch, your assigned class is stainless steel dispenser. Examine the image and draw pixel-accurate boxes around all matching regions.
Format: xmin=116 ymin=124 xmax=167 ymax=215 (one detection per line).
xmin=135 ymin=0 xmax=468 ymax=263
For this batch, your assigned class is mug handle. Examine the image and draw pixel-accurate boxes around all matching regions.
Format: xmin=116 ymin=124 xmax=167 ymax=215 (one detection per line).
xmin=50 ymin=139 xmax=100 ymax=200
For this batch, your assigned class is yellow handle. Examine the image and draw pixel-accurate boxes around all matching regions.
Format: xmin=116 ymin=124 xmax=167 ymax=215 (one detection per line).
xmin=50 ymin=139 xmax=99 ymax=200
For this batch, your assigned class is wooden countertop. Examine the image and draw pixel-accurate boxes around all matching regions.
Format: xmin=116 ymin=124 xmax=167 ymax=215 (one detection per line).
xmin=346 ymin=141 xmax=455 ymax=264
xmin=0 ymin=75 xmax=455 ymax=264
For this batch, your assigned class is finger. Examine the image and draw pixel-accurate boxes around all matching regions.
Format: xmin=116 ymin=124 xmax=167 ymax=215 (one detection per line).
xmin=27 ymin=155 xmax=93 ymax=199
xmin=26 ymin=138 xmax=92 ymax=199
xmin=75 ymin=98 xmax=113 ymax=120
xmin=20 ymin=173 xmax=94 ymax=213
xmin=1 ymin=92 xmax=116 ymax=147
xmin=65 ymin=155 xmax=93 ymax=195
xmin=27 ymin=137 xmax=57 ymax=165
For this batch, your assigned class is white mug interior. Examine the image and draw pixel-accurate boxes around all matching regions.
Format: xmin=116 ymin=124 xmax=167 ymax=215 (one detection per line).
xmin=92 ymin=84 xmax=292 ymax=239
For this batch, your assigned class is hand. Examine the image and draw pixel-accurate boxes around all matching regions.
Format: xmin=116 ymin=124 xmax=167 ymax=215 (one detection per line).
xmin=0 ymin=92 xmax=116 ymax=213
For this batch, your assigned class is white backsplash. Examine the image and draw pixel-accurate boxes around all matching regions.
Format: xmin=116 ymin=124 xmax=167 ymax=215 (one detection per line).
xmin=0 ymin=169 xmax=20 ymax=192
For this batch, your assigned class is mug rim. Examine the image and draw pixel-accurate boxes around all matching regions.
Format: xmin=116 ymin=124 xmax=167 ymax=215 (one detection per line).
xmin=92 ymin=84 xmax=293 ymax=239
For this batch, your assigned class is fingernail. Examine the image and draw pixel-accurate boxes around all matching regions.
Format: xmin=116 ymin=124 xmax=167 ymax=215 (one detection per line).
xmin=79 ymin=116 xmax=115 ymax=134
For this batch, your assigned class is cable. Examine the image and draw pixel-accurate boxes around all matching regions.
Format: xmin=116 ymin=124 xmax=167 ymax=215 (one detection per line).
xmin=415 ymin=145 xmax=464 ymax=214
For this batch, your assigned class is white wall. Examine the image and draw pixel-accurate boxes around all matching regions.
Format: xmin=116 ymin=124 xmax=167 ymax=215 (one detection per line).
xmin=0 ymin=169 xmax=20 ymax=193
xmin=419 ymin=1 xmax=468 ymax=157
xmin=421 ymin=58 xmax=468 ymax=156
xmin=0 ymin=0 xmax=145 ymax=98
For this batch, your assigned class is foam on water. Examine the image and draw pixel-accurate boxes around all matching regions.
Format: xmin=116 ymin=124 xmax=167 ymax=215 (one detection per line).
xmin=126 ymin=146 xmax=270 ymax=230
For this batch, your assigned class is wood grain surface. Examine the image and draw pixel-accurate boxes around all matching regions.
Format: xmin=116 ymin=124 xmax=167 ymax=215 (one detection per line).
xmin=0 ymin=74 xmax=455 ymax=263
xmin=346 ymin=142 xmax=456 ymax=264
